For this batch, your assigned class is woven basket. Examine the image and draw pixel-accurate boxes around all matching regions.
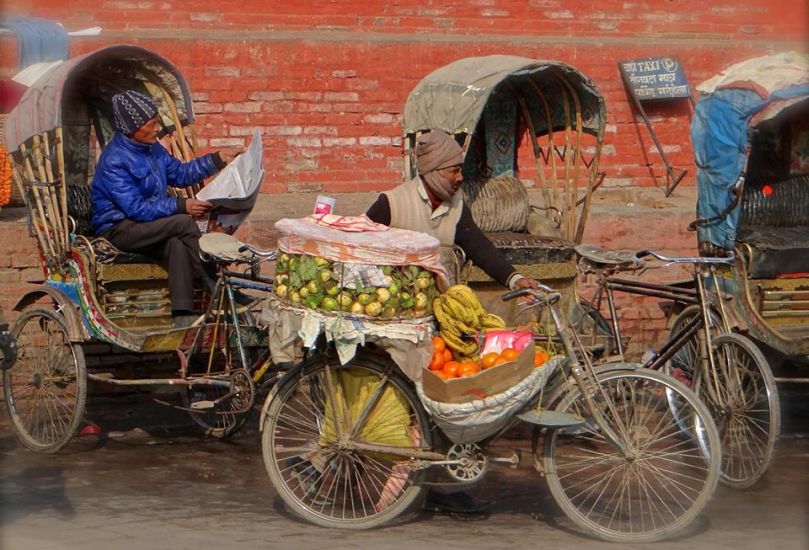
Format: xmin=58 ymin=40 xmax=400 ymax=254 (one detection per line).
xmin=462 ymin=175 xmax=530 ymax=233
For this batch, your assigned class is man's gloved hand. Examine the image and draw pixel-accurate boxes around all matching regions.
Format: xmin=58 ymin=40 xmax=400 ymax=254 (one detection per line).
xmin=0 ymin=329 xmax=18 ymax=371
xmin=218 ymin=149 xmax=242 ymax=164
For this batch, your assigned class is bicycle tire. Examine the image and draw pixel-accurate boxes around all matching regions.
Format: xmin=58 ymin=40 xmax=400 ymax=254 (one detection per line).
xmin=700 ymin=333 xmax=780 ymax=489
xmin=666 ymin=309 xmax=780 ymax=488
xmin=261 ymin=351 xmax=432 ymax=529
xmin=543 ymin=368 xmax=721 ymax=542
xmin=3 ymin=307 xmax=87 ymax=453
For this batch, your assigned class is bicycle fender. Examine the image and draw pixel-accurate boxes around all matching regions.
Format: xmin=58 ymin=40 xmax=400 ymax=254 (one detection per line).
xmin=13 ymin=285 xmax=86 ymax=342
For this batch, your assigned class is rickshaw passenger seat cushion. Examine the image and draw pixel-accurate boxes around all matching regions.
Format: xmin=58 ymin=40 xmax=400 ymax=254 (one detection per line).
xmin=736 ymin=225 xmax=809 ymax=279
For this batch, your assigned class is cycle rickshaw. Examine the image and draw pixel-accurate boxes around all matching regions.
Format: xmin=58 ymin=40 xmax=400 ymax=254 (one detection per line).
xmin=258 ymin=56 xmax=722 ymax=542
xmin=3 ymin=45 xmax=274 ymax=453
xmin=401 ymin=55 xmax=610 ymax=338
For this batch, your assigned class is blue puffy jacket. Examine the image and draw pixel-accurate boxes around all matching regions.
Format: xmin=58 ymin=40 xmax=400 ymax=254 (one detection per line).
xmin=91 ymin=133 xmax=220 ymax=236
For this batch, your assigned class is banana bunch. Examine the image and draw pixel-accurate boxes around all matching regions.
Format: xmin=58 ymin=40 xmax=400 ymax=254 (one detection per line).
xmin=433 ymin=285 xmax=506 ymax=359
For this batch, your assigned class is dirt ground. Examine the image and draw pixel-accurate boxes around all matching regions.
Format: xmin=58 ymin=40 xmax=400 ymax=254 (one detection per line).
xmin=1 ymin=383 xmax=807 ymax=550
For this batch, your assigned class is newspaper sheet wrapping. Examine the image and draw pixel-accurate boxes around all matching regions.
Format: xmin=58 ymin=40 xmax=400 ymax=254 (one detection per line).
xmin=261 ymin=294 xmax=435 ymax=382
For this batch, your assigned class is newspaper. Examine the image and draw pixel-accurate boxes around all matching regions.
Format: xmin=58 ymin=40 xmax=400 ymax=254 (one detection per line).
xmin=196 ymin=129 xmax=264 ymax=233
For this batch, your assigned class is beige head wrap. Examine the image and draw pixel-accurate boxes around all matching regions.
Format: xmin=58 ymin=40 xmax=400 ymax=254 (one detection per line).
xmin=416 ymin=130 xmax=464 ymax=201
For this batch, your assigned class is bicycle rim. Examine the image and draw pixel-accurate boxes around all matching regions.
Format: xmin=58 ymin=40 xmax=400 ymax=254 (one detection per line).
xmin=704 ymin=333 xmax=780 ymax=489
xmin=261 ymin=353 xmax=430 ymax=529
xmin=543 ymin=368 xmax=720 ymax=542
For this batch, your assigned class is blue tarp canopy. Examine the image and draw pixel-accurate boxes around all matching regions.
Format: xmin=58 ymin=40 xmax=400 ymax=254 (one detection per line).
xmin=692 ymin=52 xmax=809 ymax=248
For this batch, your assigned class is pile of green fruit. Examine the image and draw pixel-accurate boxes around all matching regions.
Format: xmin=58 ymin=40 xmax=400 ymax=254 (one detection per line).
xmin=274 ymin=252 xmax=439 ymax=318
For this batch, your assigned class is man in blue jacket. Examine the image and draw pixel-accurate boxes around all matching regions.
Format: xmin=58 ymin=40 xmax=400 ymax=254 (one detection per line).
xmin=92 ymin=90 xmax=237 ymax=325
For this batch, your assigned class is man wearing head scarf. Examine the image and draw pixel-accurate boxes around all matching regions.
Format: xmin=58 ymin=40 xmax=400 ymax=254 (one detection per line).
xmin=366 ymin=129 xmax=539 ymax=514
xmin=366 ymin=129 xmax=539 ymax=292
xmin=91 ymin=90 xmax=239 ymax=326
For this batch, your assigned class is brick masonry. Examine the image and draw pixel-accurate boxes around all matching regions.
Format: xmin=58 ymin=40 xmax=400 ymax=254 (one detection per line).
xmin=0 ymin=1 xmax=803 ymax=352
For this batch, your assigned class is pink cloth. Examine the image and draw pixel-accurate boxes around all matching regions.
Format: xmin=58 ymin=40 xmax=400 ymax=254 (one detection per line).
xmin=307 ymin=213 xmax=389 ymax=232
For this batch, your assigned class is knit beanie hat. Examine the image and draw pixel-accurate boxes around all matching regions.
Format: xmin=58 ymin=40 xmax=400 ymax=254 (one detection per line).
xmin=415 ymin=130 xmax=464 ymax=175
xmin=112 ymin=90 xmax=158 ymax=135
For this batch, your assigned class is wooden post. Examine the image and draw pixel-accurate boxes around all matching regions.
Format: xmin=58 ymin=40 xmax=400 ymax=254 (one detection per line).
xmin=510 ymin=85 xmax=553 ymax=210
xmin=31 ymin=135 xmax=65 ymax=253
xmin=54 ymin=128 xmax=69 ymax=246
xmin=18 ymin=144 xmax=56 ymax=260
xmin=527 ymin=80 xmax=559 ymax=208
xmin=555 ymin=71 xmax=585 ymax=242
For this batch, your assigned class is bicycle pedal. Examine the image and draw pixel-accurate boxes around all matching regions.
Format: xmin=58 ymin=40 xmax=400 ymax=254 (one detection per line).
xmin=190 ymin=400 xmax=215 ymax=410
xmin=491 ymin=449 xmax=521 ymax=468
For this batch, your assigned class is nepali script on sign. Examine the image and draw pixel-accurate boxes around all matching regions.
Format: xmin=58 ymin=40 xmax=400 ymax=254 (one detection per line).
xmin=196 ymin=129 xmax=264 ymax=233
xmin=619 ymin=57 xmax=690 ymax=100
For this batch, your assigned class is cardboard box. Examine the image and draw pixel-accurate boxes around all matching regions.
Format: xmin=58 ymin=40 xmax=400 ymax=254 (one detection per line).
xmin=421 ymin=342 xmax=535 ymax=404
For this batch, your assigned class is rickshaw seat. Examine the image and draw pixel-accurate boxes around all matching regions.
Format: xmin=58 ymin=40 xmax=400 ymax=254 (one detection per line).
xmin=736 ymin=225 xmax=809 ymax=279
xmin=738 ymin=174 xmax=809 ymax=278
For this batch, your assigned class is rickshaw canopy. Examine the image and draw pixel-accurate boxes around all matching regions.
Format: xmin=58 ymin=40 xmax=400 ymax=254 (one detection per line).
xmin=692 ymin=51 xmax=809 ymax=249
xmin=5 ymin=44 xmax=195 ymax=154
xmin=402 ymin=55 xmax=606 ymax=139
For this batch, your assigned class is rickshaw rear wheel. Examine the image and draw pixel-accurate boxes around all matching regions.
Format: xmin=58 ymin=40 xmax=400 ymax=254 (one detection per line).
xmin=3 ymin=307 xmax=87 ymax=453
xmin=261 ymin=352 xmax=432 ymax=529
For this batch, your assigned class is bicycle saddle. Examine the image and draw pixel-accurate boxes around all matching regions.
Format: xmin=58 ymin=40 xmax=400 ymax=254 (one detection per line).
xmin=574 ymin=244 xmax=643 ymax=268
xmin=199 ymin=232 xmax=253 ymax=263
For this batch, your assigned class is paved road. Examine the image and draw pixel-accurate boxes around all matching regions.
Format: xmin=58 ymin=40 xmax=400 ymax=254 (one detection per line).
xmin=1 ymin=389 xmax=808 ymax=550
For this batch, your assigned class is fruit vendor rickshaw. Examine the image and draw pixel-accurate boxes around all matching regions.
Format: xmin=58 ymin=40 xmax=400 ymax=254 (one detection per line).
xmin=257 ymin=211 xmax=721 ymax=540
xmin=3 ymin=45 xmax=273 ymax=452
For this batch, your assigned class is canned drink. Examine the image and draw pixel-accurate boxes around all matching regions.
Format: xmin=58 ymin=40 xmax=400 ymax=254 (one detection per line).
xmin=314 ymin=195 xmax=336 ymax=215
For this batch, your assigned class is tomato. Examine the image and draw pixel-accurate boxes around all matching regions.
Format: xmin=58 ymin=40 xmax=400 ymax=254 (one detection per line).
xmin=534 ymin=350 xmax=550 ymax=367
xmin=442 ymin=348 xmax=453 ymax=363
xmin=501 ymin=348 xmax=519 ymax=362
xmin=443 ymin=361 xmax=461 ymax=378
xmin=493 ymin=356 xmax=510 ymax=367
xmin=429 ymin=352 xmax=445 ymax=371
xmin=481 ymin=352 xmax=500 ymax=369
xmin=459 ymin=361 xmax=481 ymax=377
xmin=434 ymin=370 xmax=450 ymax=380
xmin=432 ymin=336 xmax=446 ymax=353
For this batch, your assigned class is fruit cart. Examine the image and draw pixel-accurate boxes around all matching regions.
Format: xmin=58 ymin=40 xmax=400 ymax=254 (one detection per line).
xmin=2 ymin=45 xmax=271 ymax=452
xmin=402 ymin=55 xmax=607 ymax=325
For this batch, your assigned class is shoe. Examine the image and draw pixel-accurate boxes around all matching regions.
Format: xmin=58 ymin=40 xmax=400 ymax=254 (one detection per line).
xmin=424 ymin=490 xmax=493 ymax=514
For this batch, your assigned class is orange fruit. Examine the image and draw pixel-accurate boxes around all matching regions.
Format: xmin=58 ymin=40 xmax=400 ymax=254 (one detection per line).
xmin=493 ymin=356 xmax=509 ymax=367
xmin=501 ymin=348 xmax=519 ymax=362
xmin=481 ymin=352 xmax=500 ymax=370
xmin=443 ymin=348 xmax=453 ymax=363
xmin=534 ymin=350 xmax=550 ymax=367
xmin=443 ymin=361 xmax=461 ymax=378
xmin=459 ymin=361 xmax=481 ymax=377
xmin=432 ymin=336 xmax=446 ymax=353
xmin=429 ymin=352 xmax=445 ymax=371
xmin=434 ymin=370 xmax=451 ymax=380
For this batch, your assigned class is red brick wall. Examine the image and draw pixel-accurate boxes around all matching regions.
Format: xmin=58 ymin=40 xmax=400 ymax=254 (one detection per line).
xmin=2 ymin=1 xmax=803 ymax=193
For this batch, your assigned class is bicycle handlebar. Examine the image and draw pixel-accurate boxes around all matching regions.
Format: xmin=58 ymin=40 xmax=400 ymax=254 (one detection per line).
xmin=501 ymin=287 xmax=561 ymax=306
xmin=634 ymin=250 xmax=735 ymax=265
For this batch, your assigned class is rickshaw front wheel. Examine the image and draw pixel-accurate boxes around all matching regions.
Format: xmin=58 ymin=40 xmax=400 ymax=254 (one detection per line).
xmin=261 ymin=352 xmax=432 ymax=529
xmin=3 ymin=307 xmax=87 ymax=453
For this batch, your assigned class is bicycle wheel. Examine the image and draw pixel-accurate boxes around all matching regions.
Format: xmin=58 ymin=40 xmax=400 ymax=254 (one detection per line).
xmin=698 ymin=333 xmax=780 ymax=489
xmin=3 ymin=307 xmax=87 ymax=453
xmin=262 ymin=352 xmax=432 ymax=529
xmin=666 ymin=308 xmax=780 ymax=488
xmin=543 ymin=368 xmax=721 ymax=543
